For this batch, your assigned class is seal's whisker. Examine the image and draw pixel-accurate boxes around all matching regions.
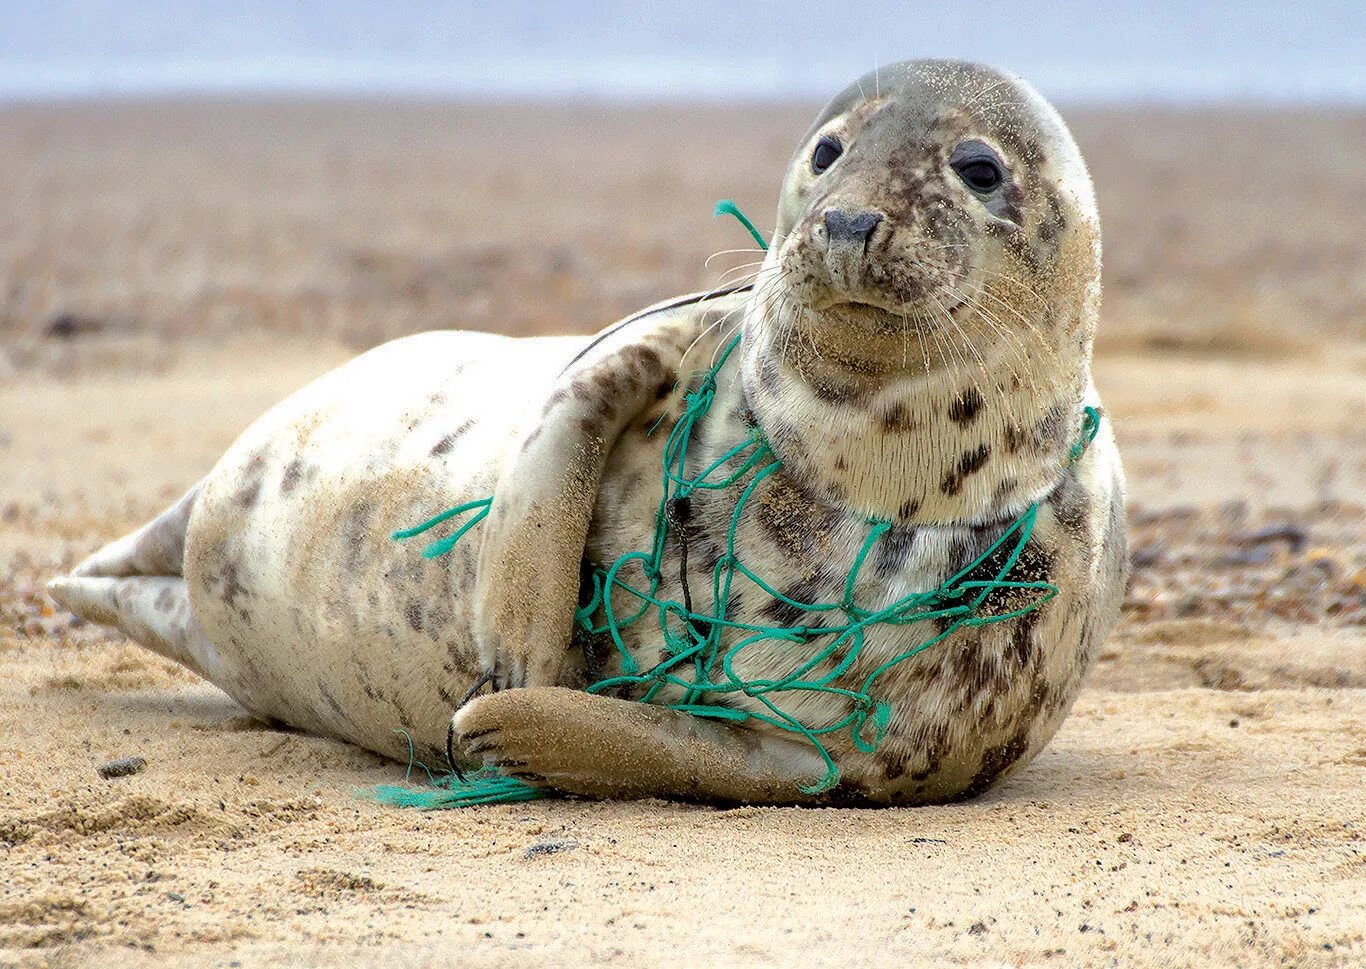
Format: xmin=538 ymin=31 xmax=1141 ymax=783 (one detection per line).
xmin=677 ymin=266 xmax=788 ymax=374
xmin=931 ymin=294 xmax=995 ymax=395
xmin=704 ymin=247 xmax=767 ymax=269
xmin=966 ymin=281 xmax=1067 ymax=376
xmin=921 ymin=305 xmax=960 ymax=387
xmin=946 ymin=285 xmax=1047 ymax=403
xmin=715 ymin=260 xmax=768 ymax=284
xmin=915 ymin=311 xmax=934 ymax=376
xmin=969 ymin=267 xmax=1049 ymax=308
xmin=966 ymin=312 xmax=1037 ymax=402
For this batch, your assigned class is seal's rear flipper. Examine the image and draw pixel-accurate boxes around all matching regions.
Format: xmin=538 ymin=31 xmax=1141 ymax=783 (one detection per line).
xmin=72 ymin=483 xmax=200 ymax=578
xmin=46 ymin=575 xmax=220 ymax=679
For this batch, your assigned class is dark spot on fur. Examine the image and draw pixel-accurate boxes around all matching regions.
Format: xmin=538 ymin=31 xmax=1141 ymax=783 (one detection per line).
xmin=874 ymin=525 xmax=918 ymax=578
xmin=898 ymin=498 xmax=921 ymax=520
xmin=1047 ymin=469 xmax=1091 ymax=541
xmin=211 ymin=558 xmax=250 ymax=612
xmin=935 ymin=520 xmax=1055 ymax=635
xmin=403 ymin=600 xmax=423 ymax=633
xmin=1036 ymin=403 xmax=1068 ymax=451
xmin=959 ymin=444 xmax=991 ymax=475
xmin=879 ymin=400 xmax=918 ymax=433
xmin=1008 ymin=610 xmax=1039 ymax=671
xmin=430 ymin=420 xmax=476 ymax=457
xmin=154 ymin=587 xmax=175 ymax=612
xmin=940 ymin=444 xmax=992 ymax=496
xmin=1037 ymin=185 xmax=1068 ymax=247
xmin=233 ymin=452 xmax=267 ymax=509
xmin=947 ymin=388 xmax=984 ymax=425
xmin=594 ymin=369 xmax=623 ymax=397
xmin=318 ymin=683 xmax=351 ymax=724
xmin=753 ymin=477 xmax=843 ymax=560
xmin=958 ymin=727 xmax=1032 ymax=800
xmin=763 ymin=576 xmax=828 ymax=629
xmin=991 ymin=476 xmax=1018 ymax=508
xmin=997 ymin=181 xmax=1025 ymax=228
xmin=622 ymin=343 xmax=664 ymax=380
xmin=541 ymin=389 xmax=568 ymax=416
xmin=280 ymin=459 xmax=305 ymax=495
xmin=1003 ymin=422 xmax=1026 ymax=454
xmin=341 ymin=500 xmax=375 ymax=576
xmin=759 ymin=355 xmax=781 ymax=394
xmin=812 ymin=377 xmax=865 ymax=406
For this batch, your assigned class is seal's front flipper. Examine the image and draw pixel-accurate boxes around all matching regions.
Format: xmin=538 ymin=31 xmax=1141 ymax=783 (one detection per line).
xmin=451 ymin=687 xmax=829 ymax=805
xmin=472 ymin=291 xmax=747 ymax=690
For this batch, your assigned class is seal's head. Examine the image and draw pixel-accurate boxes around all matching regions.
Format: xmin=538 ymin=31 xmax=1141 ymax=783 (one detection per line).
xmin=743 ymin=60 xmax=1104 ymax=524
xmin=766 ymin=59 xmax=1098 ymax=356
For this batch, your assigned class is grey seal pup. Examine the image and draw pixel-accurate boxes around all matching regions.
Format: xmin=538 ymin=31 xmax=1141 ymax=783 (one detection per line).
xmin=50 ymin=59 xmax=1127 ymax=805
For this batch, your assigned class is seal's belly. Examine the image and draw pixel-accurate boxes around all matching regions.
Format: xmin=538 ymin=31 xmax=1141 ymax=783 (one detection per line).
xmin=184 ymin=331 xmax=580 ymax=761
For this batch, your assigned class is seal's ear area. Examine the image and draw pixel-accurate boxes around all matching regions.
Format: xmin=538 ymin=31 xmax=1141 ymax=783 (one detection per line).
xmin=469 ymin=290 xmax=748 ymax=691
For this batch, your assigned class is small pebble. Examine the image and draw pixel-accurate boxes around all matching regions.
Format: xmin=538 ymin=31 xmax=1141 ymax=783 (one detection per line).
xmin=97 ymin=755 xmax=147 ymax=779
xmin=523 ymin=839 xmax=577 ymax=859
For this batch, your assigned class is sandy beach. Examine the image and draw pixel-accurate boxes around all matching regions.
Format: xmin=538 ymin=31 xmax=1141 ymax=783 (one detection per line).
xmin=0 ymin=100 xmax=1362 ymax=967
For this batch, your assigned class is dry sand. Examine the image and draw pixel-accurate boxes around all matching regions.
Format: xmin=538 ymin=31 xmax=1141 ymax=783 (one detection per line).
xmin=0 ymin=101 xmax=1363 ymax=968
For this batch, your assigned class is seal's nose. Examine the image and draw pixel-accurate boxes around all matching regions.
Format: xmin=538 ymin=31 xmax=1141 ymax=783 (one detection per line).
xmin=824 ymin=209 xmax=883 ymax=247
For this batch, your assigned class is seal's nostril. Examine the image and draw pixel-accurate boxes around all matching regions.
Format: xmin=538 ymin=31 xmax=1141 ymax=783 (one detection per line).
xmin=824 ymin=210 xmax=883 ymax=246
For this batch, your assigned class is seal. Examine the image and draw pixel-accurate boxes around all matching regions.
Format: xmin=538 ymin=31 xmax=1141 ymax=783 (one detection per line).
xmin=48 ymin=59 xmax=1127 ymax=806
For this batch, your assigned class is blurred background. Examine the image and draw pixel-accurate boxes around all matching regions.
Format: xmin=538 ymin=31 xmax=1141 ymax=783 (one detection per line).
xmin=4 ymin=0 xmax=1365 ymax=101
xmin=2 ymin=0 xmax=1364 ymax=358
xmin=0 ymin=5 xmax=1362 ymax=958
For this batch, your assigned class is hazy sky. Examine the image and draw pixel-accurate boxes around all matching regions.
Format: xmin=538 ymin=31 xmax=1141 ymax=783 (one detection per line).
xmin=2 ymin=1 xmax=1363 ymax=102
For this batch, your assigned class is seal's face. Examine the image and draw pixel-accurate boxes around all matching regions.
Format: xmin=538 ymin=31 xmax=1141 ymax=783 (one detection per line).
xmin=768 ymin=60 xmax=1098 ymax=352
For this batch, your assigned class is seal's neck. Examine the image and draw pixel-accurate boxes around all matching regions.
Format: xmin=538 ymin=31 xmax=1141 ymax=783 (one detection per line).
xmin=738 ymin=298 xmax=1092 ymax=525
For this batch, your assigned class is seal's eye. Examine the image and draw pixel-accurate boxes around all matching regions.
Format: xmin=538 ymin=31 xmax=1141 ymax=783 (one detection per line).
xmin=956 ymin=159 xmax=1002 ymax=193
xmin=950 ymin=141 xmax=1007 ymax=195
xmin=811 ymin=135 xmax=843 ymax=174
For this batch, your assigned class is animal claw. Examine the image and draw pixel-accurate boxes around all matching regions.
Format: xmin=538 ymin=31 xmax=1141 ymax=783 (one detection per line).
xmin=445 ymin=671 xmax=498 ymax=777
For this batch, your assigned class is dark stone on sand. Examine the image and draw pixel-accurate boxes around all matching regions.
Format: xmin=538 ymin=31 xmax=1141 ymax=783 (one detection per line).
xmin=97 ymin=755 xmax=147 ymax=779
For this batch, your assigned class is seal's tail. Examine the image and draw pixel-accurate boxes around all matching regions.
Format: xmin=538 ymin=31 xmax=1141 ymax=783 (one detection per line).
xmin=70 ymin=483 xmax=200 ymax=579
xmin=46 ymin=574 xmax=218 ymax=676
xmin=48 ymin=481 xmax=221 ymax=678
